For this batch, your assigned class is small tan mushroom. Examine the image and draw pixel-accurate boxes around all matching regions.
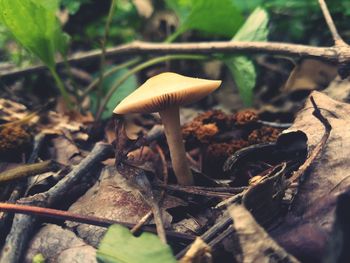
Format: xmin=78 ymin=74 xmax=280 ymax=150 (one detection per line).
xmin=114 ymin=72 xmax=221 ymax=185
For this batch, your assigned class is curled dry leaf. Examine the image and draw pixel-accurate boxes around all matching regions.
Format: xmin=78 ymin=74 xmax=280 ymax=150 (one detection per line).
xmin=270 ymin=91 xmax=350 ymax=262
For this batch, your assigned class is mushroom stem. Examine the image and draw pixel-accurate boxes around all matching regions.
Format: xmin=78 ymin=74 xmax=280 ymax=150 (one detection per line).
xmin=159 ymin=106 xmax=194 ymax=185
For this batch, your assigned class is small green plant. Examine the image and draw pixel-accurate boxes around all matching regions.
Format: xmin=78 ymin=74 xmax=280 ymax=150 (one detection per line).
xmin=97 ymin=224 xmax=177 ymax=263
xmin=0 ymin=0 xmax=71 ymax=106
xmin=32 ymin=253 xmax=45 ymax=263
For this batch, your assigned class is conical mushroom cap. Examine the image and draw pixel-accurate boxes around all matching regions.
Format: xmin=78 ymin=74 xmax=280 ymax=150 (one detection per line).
xmin=113 ymin=72 xmax=222 ymax=114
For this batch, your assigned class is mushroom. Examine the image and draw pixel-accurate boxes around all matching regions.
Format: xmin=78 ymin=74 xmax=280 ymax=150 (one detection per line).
xmin=113 ymin=72 xmax=221 ymax=185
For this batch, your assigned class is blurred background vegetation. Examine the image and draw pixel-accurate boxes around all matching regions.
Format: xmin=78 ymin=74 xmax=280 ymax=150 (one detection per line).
xmin=1 ymin=0 xmax=349 ymax=63
xmin=0 ymin=0 xmax=348 ymax=120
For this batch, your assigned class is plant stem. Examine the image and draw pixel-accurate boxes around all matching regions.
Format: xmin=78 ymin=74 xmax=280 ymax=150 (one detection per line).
xmin=49 ymin=66 xmax=72 ymax=108
xmin=81 ymin=57 xmax=140 ymax=98
xmin=96 ymin=0 xmax=117 ymax=111
xmin=95 ymin=54 xmax=208 ymax=120
xmin=63 ymin=55 xmax=79 ymax=97
xmin=165 ymin=27 xmax=185 ymax=43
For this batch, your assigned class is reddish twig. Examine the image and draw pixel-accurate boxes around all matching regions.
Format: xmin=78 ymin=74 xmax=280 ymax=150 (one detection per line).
xmin=0 ymin=202 xmax=194 ymax=241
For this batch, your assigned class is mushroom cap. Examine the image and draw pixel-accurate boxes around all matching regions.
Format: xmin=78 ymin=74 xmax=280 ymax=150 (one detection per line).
xmin=113 ymin=72 xmax=222 ymax=114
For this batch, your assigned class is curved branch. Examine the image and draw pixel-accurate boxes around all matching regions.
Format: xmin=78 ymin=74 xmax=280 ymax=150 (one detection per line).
xmin=0 ymin=41 xmax=343 ymax=79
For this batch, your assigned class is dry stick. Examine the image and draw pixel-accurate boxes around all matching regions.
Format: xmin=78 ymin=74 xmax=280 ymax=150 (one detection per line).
xmin=0 ymin=134 xmax=46 ymax=235
xmin=27 ymin=133 xmax=46 ymax=164
xmin=0 ymin=142 xmax=114 ymax=263
xmin=0 ymin=41 xmax=343 ymax=80
xmin=176 ymin=193 xmax=246 ymax=259
xmin=0 ymin=203 xmax=194 ymax=242
xmin=154 ymin=184 xmax=246 ymax=198
xmin=143 ymin=144 xmax=170 ymax=244
xmin=288 ymin=96 xmax=332 ymax=183
xmin=130 ymin=211 xmax=153 ymax=234
xmin=318 ymin=0 xmax=346 ymax=46
xmin=176 ymin=214 xmax=233 ymax=260
xmin=0 ymin=160 xmax=57 ymax=184
xmin=131 ymin=144 xmax=169 ymax=234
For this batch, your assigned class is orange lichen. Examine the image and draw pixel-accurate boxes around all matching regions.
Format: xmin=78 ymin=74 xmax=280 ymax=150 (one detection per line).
xmin=0 ymin=124 xmax=32 ymax=159
xmin=182 ymin=110 xmax=234 ymax=145
xmin=193 ymin=110 xmax=234 ymax=129
xmin=248 ymin=126 xmax=281 ymax=144
xmin=196 ymin=124 xmax=219 ymax=143
xmin=234 ymin=110 xmax=258 ymax=125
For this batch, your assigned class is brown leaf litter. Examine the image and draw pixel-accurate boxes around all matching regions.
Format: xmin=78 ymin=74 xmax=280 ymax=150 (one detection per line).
xmin=269 ymin=91 xmax=350 ymax=262
xmin=66 ymin=166 xmax=186 ymax=246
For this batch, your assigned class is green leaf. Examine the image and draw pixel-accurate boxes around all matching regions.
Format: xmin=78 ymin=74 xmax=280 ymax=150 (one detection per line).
xmin=89 ymin=68 xmax=138 ymax=120
xmin=227 ymin=56 xmax=256 ymax=105
xmin=0 ymin=0 xmax=69 ymax=69
xmin=233 ymin=7 xmax=269 ymax=42
xmin=97 ymin=224 xmax=177 ymax=263
xmin=166 ymin=0 xmax=243 ymax=40
xmin=224 ymin=7 xmax=269 ymax=105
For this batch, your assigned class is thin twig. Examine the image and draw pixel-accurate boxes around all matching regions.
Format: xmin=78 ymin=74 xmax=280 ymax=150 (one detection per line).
xmin=130 ymin=145 xmax=169 ymax=235
xmin=0 ymin=41 xmax=343 ymax=79
xmin=27 ymin=133 xmax=46 ymax=164
xmin=130 ymin=210 xmax=153 ymax=234
xmin=176 ymin=214 xmax=233 ymax=259
xmin=0 ymin=203 xmax=194 ymax=242
xmin=318 ymin=0 xmax=346 ymax=46
xmin=154 ymin=183 xmax=246 ymax=198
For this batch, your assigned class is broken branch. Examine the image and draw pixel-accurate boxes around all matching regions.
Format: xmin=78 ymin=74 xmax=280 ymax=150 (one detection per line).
xmin=318 ymin=0 xmax=346 ymax=46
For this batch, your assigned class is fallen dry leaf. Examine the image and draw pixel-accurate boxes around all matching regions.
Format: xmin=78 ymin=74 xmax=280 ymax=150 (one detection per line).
xmin=323 ymin=75 xmax=350 ymax=102
xmin=66 ymin=166 xmax=186 ymax=246
xmin=50 ymin=135 xmax=81 ymax=166
xmin=229 ymin=205 xmax=299 ymax=263
xmin=283 ymin=59 xmax=337 ymax=92
xmin=38 ymin=111 xmax=88 ymax=141
xmin=0 ymin=98 xmax=29 ymax=122
xmin=270 ymin=91 xmax=350 ymax=262
xmin=25 ymin=224 xmax=96 ymax=263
